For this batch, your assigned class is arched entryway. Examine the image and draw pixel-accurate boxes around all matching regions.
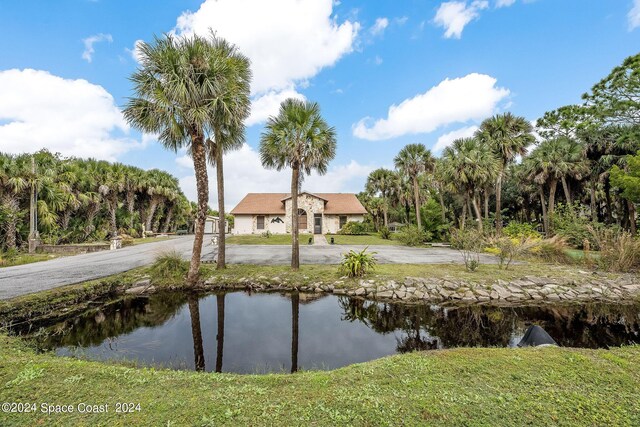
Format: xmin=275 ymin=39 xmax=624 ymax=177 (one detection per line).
xmin=297 ymin=209 xmax=307 ymax=230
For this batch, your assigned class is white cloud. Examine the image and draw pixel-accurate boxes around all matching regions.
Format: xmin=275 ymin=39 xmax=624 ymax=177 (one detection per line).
xmin=173 ymin=0 xmax=359 ymax=96
xmin=177 ymin=143 xmax=373 ymax=208
xmin=629 ymin=0 xmax=640 ymax=30
xmin=353 ymin=73 xmax=510 ymax=141
xmin=433 ymin=125 xmax=478 ymax=153
xmin=370 ymin=17 xmax=389 ymax=35
xmin=434 ymin=1 xmax=489 ymax=39
xmin=245 ymin=87 xmax=306 ymax=126
xmin=495 ymin=0 xmax=516 ymax=7
xmin=0 ymin=69 xmax=142 ymax=161
xmin=125 ymin=39 xmax=144 ymax=63
xmin=82 ymin=33 xmax=113 ymax=62
xmin=373 ymin=55 xmax=383 ymax=65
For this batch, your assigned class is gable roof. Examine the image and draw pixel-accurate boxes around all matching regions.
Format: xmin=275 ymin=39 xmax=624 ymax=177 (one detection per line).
xmin=230 ymin=193 xmax=367 ymax=215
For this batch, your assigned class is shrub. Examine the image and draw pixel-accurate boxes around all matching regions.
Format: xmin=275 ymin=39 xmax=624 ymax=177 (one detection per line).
xmin=450 ymin=228 xmax=484 ymax=272
xmin=397 ymin=225 xmax=432 ymax=246
xmin=488 ymin=236 xmax=538 ymax=270
xmin=378 ymin=226 xmax=391 ymax=240
xmin=338 ymin=221 xmax=369 ymax=235
xmin=552 ymin=204 xmax=599 ymax=248
xmin=261 ymin=230 xmax=272 ymax=238
xmin=529 ymin=236 xmax=572 ymax=264
xmin=149 ymin=250 xmax=189 ymax=283
xmin=340 ymin=247 xmax=377 ymax=278
xmin=503 ymin=222 xmax=541 ymax=239
xmin=589 ymin=226 xmax=640 ymax=272
xmin=0 ymin=248 xmax=19 ymax=266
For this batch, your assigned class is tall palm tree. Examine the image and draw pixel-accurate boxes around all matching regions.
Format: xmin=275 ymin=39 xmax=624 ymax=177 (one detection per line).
xmin=394 ymin=143 xmax=434 ymax=231
xmin=203 ymin=39 xmax=251 ymax=270
xmin=476 ymin=113 xmax=534 ymax=233
xmin=442 ymin=138 xmax=500 ymax=232
xmin=366 ymin=168 xmax=394 ymax=227
xmin=260 ymin=99 xmax=337 ymax=270
xmin=99 ymin=162 xmax=126 ymax=239
xmin=124 ymin=32 xmax=250 ymax=283
xmin=0 ymin=154 xmax=28 ymax=249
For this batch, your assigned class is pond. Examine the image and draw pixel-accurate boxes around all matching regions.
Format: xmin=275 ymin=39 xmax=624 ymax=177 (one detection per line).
xmin=17 ymin=291 xmax=640 ymax=374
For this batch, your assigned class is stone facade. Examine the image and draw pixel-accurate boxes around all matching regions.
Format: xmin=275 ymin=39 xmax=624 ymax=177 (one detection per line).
xmin=284 ymin=193 xmax=325 ymax=233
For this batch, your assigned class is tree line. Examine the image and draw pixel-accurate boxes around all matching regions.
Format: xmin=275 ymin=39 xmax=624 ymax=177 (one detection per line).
xmin=0 ymin=150 xmax=193 ymax=250
xmin=362 ymin=52 xmax=640 ymax=242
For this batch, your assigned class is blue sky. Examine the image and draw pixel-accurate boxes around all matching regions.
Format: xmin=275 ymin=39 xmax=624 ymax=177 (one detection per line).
xmin=1 ymin=0 xmax=639 ymax=208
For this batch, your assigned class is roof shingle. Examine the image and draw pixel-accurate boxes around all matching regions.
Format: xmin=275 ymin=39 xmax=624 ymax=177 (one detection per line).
xmin=230 ymin=193 xmax=367 ymax=215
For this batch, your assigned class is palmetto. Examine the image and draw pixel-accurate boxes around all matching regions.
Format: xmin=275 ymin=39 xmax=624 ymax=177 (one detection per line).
xmin=124 ymin=32 xmax=250 ymax=281
xmin=366 ymin=168 xmax=394 ymax=227
xmin=394 ymin=143 xmax=434 ymax=231
xmin=260 ymin=98 xmax=337 ymax=270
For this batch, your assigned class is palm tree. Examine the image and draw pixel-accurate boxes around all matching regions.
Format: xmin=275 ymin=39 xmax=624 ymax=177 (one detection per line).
xmin=0 ymin=154 xmax=28 ymax=249
xmin=124 ymin=32 xmax=250 ymax=283
xmin=99 ymin=162 xmax=126 ymax=239
xmin=366 ymin=168 xmax=394 ymax=227
xmin=260 ymin=99 xmax=337 ymax=270
xmin=203 ymin=39 xmax=251 ymax=270
xmin=394 ymin=143 xmax=435 ymax=231
xmin=441 ymin=138 xmax=500 ymax=232
xmin=476 ymin=113 xmax=534 ymax=233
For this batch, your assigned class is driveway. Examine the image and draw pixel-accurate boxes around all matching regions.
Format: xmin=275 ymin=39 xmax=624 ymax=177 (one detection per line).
xmin=0 ymin=237 xmax=497 ymax=299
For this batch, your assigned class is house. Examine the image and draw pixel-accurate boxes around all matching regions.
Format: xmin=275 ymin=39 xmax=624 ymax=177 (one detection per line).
xmin=230 ymin=192 xmax=367 ymax=235
xmin=204 ymin=215 xmax=219 ymax=234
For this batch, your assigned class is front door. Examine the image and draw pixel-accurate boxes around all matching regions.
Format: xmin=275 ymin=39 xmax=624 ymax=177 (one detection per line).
xmin=314 ymin=214 xmax=322 ymax=234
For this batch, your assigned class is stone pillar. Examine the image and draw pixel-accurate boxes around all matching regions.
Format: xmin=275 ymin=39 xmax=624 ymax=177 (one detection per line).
xmin=110 ymin=238 xmax=122 ymax=250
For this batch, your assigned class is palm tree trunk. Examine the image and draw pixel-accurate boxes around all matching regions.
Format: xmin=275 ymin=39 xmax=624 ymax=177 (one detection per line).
xmin=108 ymin=195 xmax=118 ymax=238
xmin=2 ymin=196 xmax=19 ymax=250
xmin=628 ymin=199 xmax=637 ymax=235
xmin=438 ymin=190 xmax=446 ymax=223
xmin=460 ymin=196 xmax=467 ymax=230
xmin=495 ymin=172 xmax=503 ymax=234
xmin=291 ymin=165 xmax=300 ymax=270
xmin=127 ymin=191 xmax=136 ymax=229
xmin=187 ymin=135 xmax=208 ymax=284
xmin=604 ymin=179 xmax=612 ymax=224
xmin=412 ymin=176 xmax=421 ymax=230
xmin=291 ymin=292 xmax=299 ymax=373
xmin=215 ymin=294 xmax=225 ymax=373
xmin=590 ymin=181 xmax=597 ymax=222
xmin=548 ymin=178 xmax=558 ymax=219
xmin=145 ymin=198 xmax=160 ymax=232
xmin=61 ymin=211 xmax=72 ymax=231
xmin=188 ymin=296 xmax=205 ymax=371
xmin=215 ymin=141 xmax=226 ymax=270
xmin=539 ymin=187 xmax=548 ymax=236
xmin=561 ymin=177 xmax=572 ymax=205
xmin=471 ymin=193 xmax=483 ymax=232
xmin=161 ymin=206 xmax=174 ymax=233
xmin=484 ymin=187 xmax=489 ymax=220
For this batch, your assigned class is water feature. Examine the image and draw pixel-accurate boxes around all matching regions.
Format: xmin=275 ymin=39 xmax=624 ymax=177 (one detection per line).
xmin=18 ymin=291 xmax=640 ymax=374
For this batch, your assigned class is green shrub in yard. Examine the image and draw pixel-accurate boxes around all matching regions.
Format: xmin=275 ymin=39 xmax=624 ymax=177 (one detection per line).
xmin=451 ymin=228 xmax=484 ymax=271
xmin=552 ymin=204 xmax=601 ymax=248
xmin=338 ymin=221 xmax=369 ymax=235
xmin=529 ymin=236 xmax=572 ymax=264
xmin=340 ymin=247 xmax=377 ymax=277
xmin=378 ymin=226 xmax=391 ymax=240
xmin=503 ymin=222 xmax=541 ymax=239
xmin=589 ymin=226 xmax=640 ymax=272
xmin=397 ymin=225 xmax=431 ymax=246
xmin=149 ymin=250 xmax=189 ymax=283
xmin=488 ymin=236 xmax=538 ymax=270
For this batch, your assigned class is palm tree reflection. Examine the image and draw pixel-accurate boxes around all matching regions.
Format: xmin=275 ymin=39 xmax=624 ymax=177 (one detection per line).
xmin=188 ymin=295 xmax=205 ymax=371
xmin=215 ymin=294 xmax=225 ymax=373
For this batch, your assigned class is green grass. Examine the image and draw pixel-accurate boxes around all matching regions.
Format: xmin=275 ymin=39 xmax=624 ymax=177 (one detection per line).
xmin=326 ymin=232 xmax=402 ymax=246
xmin=0 ymin=335 xmax=638 ymax=426
xmin=130 ymin=236 xmax=171 ymax=245
xmin=226 ymin=234 xmax=294 ymax=245
xmin=566 ymin=248 xmax=601 ymax=261
xmin=0 ymin=253 xmax=60 ymax=268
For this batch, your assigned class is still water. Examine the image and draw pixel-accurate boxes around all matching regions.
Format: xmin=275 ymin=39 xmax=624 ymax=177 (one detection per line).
xmin=22 ymin=292 xmax=640 ymax=374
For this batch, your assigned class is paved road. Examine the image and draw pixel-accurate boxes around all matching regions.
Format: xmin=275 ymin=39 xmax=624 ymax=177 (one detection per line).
xmin=0 ymin=237 xmax=498 ymax=299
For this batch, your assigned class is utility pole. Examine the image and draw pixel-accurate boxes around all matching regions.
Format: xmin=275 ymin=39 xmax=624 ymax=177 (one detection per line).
xmin=28 ymin=156 xmax=40 ymax=253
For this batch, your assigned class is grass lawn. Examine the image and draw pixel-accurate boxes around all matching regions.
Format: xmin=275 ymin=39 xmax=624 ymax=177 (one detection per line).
xmin=226 ymin=234 xmax=293 ymax=245
xmin=0 ymin=253 xmax=60 ymax=268
xmin=130 ymin=236 xmax=171 ymax=245
xmin=0 ymin=335 xmax=638 ymax=426
xmin=325 ymin=232 xmax=401 ymax=246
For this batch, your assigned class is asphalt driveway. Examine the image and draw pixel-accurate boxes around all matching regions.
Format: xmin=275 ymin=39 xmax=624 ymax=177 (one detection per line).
xmin=0 ymin=236 xmax=498 ymax=299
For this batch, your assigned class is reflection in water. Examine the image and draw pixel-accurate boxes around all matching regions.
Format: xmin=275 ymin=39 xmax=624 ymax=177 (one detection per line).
xmin=19 ymin=292 xmax=640 ymax=374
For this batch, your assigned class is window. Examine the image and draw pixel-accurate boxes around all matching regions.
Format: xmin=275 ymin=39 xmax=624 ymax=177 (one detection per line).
xmin=339 ymin=216 xmax=347 ymax=229
xmin=257 ymin=215 xmax=265 ymax=230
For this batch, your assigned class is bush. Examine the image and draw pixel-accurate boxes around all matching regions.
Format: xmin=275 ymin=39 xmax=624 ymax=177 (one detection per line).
xmin=589 ymin=226 xmax=640 ymax=272
xmin=340 ymin=247 xmax=377 ymax=278
xmin=397 ymin=225 xmax=432 ymax=247
xmin=149 ymin=250 xmax=189 ymax=283
xmin=529 ymin=236 xmax=572 ymax=264
xmin=503 ymin=222 xmax=541 ymax=239
xmin=261 ymin=230 xmax=272 ymax=238
xmin=338 ymin=221 xmax=369 ymax=235
xmin=488 ymin=236 xmax=538 ymax=270
xmin=552 ymin=204 xmax=598 ymax=248
xmin=378 ymin=226 xmax=391 ymax=240
xmin=450 ymin=228 xmax=485 ymax=272
xmin=0 ymin=248 xmax=19 ymax=266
